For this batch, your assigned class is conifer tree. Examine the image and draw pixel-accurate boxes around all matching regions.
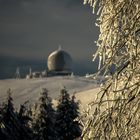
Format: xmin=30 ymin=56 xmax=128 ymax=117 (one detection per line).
xmin=1 ymin=88 xmax=19 ymax=140
xmin=55 ymin=87 xmax=81 ymax=140
xmin=32 ymin=88 xmax=55 ymax=140
xmin=1 ymin=89 xmax=31 ymax=140
xmin=0 ymin=105 xmax=7 ymax=140
xmin=17 ymin=102 xmax=33 ymax=140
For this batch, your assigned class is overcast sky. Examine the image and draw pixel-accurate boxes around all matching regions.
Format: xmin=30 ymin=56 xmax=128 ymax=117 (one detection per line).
xmin=0 ymin=0 xmax=99 ymax=78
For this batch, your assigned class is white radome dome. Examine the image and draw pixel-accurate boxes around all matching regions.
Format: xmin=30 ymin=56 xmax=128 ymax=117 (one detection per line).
xmin=47 ymin=49 xmax=72 ymax=72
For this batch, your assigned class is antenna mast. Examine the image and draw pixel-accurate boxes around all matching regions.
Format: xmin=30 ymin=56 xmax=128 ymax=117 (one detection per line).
xmin=29 ymin=67 xmax=32 ymax=75
xmin=58 ymin=45 xmax=62 ymax=50
xmin=15 ymin=67 xmax=20 ymax=79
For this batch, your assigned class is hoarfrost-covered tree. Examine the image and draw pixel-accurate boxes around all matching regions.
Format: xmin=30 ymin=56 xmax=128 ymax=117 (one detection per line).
xmin=0 ymin=105 xmax=7 ymax=140
xmin=55 ymin=88 xmax=81 ymax=140
xmin=82 ymin=0 xmax=140 ymax=139
xmin=1 ymin=89 xmax=31 ymax=140
xmin=17 ymin=103 xmax=33 ymax=140
xmin=32 ymin=88 xmax=55 ymax=140
xmin=1 ymin=89 xmax=19 ymax=140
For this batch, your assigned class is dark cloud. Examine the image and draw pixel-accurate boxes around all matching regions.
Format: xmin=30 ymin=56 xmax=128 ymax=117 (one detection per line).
xmin=0 ymin=0 xmax=19 ymax=5
xmin=54 ymin=0 xmax=82 ymax=7
xmin=0 ymin=0 xmax=99 ymax=78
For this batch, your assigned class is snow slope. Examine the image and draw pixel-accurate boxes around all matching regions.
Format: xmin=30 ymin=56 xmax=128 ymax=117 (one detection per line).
xmin=76 ymin=88 xmax=100 ymax=109
xmin=0 ymin=76 xmax=100 ymax=108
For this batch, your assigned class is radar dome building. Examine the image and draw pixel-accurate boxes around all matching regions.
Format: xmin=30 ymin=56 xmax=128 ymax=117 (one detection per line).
xmin=25 ymin=47 xmax=73 ymax=79
xmin=47 ymin=47 xmax=73 ymax=76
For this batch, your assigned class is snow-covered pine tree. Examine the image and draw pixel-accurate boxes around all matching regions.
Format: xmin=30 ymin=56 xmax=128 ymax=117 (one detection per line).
xmin=1 ymin=89 xmax=30 ymax=140
xmin=0 ymin=128 xmax=7 ymax=140
xmin=17 ymin=102 xmax=33 ymax=140
xmin=32 ymin=88 xmax=55 ymax=140
xmin=0 ymin=105 xmax=7 ymax=140
xmin=82 ymin=0 xmax=140 ymax=139
xmin=55 ymin=87 xmax=81 ymax=140
xmin=1 ymin=88 xmax=19 ymax=140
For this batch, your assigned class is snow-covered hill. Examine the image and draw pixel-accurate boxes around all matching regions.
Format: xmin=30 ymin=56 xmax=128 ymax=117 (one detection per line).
xmin=0 ymin=76 xmax=100 ymax=108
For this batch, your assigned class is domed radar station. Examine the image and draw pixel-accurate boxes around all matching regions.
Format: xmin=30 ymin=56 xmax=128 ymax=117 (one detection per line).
xmin=47 ymin=47 xmax=73 ymax=76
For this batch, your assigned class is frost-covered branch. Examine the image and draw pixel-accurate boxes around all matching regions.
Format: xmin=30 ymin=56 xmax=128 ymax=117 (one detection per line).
xmin=82 ymin=0 xmax=140 ymax=139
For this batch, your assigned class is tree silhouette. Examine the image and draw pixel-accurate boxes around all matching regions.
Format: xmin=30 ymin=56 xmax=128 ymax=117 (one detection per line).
xmin=1 ymin=89 xmax=32 ymax=140
xmin=55 ymin=87 xmax=81 ymax=140
xmin=32 ymin=88 xmax=55 ymax=140
xmin=17 ymin=102 xmax=33 ymax=140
